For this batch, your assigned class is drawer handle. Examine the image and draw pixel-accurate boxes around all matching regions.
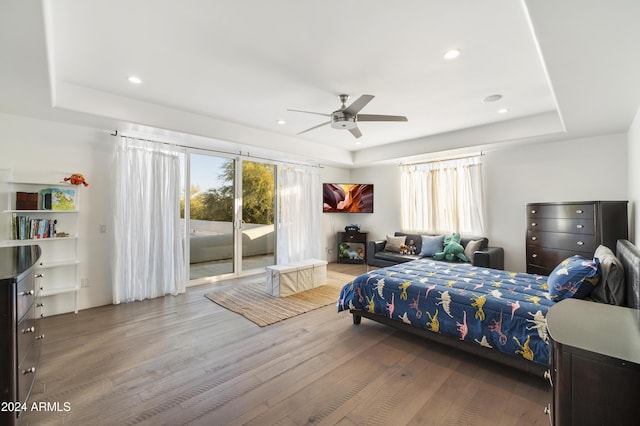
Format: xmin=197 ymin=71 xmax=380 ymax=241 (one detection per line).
xmin=530 ymin=209 xmax=537 ymax=214
xmin=37 ymin=303 xmax=44 ymax=308
xmin=532 ymin=254 xmax=538 ymax=258
xmin=531 ymin=236 xmax=537 ymax=241
xmin=577 ymin=241 xmax=584 ymax=246
xmin=576 ymin=224 xmax=584 ymax=229
xmin=576 ymin=209 xmax=584 ymax=214
xmin=21 ymin=290 xmax=35 ymax=296
xmin=35 ymin=273 xmax=44 ymax=278
xmin=22 ymin=326 xmax=35 ymax=334
xmin=36 ymin=334 xmax=45 ymax=340
xmin=23 ymin=367 xmax=36 ymax=375
xmin=544 ymin=404 xmax=551 ymax=420
xmin=544 ymin=370 xmax=553 ymax=387
xmin=531 ymin=222 xmax=537 ymax=227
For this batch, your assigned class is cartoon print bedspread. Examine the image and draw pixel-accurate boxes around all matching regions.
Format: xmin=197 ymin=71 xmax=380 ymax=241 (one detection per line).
xmin=337 ymin=258 xmax=554 ymax=365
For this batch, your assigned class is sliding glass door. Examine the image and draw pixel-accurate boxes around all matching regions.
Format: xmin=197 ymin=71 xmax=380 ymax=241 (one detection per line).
xmin=240 ymin=160 xmax=276 ymax=272
xmin=187 ymin=153 xmax=235 ymax=279
xmin=184 ymin=153 xmax=276 ymax=281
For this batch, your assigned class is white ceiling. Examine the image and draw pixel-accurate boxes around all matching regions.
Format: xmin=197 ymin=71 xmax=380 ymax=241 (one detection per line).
xmin=1 ymin=0 xmax=639 ymax=166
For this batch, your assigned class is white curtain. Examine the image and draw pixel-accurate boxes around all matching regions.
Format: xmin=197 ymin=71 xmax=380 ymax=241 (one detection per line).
xmin=276 ymin=164 xmax=322 ymax=263
xmin=112 ymin=137 xmax=185 ymax=304
xmin=400 ymin=156 xmax=485 ymax=235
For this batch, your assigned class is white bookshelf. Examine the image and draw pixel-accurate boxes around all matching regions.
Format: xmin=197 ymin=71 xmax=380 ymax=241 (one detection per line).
xmin=1 ymin=180 xmax=81 ymax=314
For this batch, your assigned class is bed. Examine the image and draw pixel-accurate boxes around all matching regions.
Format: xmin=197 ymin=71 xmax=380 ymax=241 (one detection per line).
xmin=338 ymin=239 xmax=640 ymax=376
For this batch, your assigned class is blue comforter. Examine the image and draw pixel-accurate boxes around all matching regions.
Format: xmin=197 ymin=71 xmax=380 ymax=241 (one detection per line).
xmin=338 ymin=259 xmax=553 ymax=365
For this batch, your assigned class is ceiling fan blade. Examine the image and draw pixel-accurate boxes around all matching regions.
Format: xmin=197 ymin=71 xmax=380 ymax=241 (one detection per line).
xmin=287 ymin=109 xmax=331 ymax=117
xmin=356 ymin=114 xmax=408 ymax=122
xmin=297 ymin=120 xmax=331 ymax=135
xmin=348 ymin=127 xmax=363 ymax=138
xmin=343 ymin=94 xmax=375 ymax=115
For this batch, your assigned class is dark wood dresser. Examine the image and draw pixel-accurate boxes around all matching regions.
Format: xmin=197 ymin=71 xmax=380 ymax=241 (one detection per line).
xmin=547 ymin=299 xmax=640 ymax=425
xmin=525 ymin=201 xmax=628 ymax=275
xmin=1 ymin=245 xmax=42 ymax=425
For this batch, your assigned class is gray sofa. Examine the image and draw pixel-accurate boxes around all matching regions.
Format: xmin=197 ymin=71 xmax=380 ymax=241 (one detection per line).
xmin=366 ymin=231 xmax=504 ymax=270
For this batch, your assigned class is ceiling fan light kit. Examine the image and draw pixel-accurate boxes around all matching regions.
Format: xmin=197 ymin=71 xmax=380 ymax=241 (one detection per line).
xmin=288 ymin=94 xmax=408 ymax=139
xmin=331 ymin=112 xmax=357 ymax=130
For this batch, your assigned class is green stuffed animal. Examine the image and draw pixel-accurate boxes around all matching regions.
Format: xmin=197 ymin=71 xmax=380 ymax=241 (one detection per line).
xmin=433 ymin=233 xmax=468 ymax=262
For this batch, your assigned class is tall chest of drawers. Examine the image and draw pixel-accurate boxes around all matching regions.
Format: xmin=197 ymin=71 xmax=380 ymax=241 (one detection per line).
xmin=525 ymin=201 xmax=628 ymax=275
xmin=0 ymin=245 xmax=42 ymax=425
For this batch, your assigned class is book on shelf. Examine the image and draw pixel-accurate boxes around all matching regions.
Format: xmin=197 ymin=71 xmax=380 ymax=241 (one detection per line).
xmin=11 ymin=213 xmax=57 ymax=240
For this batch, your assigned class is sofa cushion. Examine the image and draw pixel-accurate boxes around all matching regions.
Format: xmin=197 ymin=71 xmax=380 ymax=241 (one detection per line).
xmin=374 ymin=251 xmax=420 ymax=263
xmin=460 ymin=236 xmax=489 ymax=250
xmin=464 ymin=239 xmax=484 ymax=263
xmin=385 ymin=235 xmax=406 ymax=253
xmin=419 ymin=234 xmax=445 ymax=257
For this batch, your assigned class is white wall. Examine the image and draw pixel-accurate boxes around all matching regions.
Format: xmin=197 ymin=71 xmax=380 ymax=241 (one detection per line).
xmin=319 ymin=166 xmax=351 ymax=261
xmin=0 ymin=112 xmax=357 ymax=314
xmin=628 ymin=107 xmax=640 ymax=244
xmin=349 ymin=165 xmax=402 ymax=242
xmin=0 ymin=113 xmax=113 ymax=314
xmin=2 ymin=111 xmax=634 ymax=315
xmin=349 ymin=134 xmax=628 ymax=273
xmin=483 ymin=134 xmax=628 ymax=271
xmin=318 ymin=164 xmax=402 ymax=261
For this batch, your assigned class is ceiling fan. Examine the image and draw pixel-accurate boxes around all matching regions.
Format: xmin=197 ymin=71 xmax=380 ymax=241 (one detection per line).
xmin=288 ymin=94 xmax=408 ymax=138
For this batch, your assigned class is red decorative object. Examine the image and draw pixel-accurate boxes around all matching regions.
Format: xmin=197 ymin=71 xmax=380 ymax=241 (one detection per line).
xmin=64 ymin=173 xmax=89 ymax=187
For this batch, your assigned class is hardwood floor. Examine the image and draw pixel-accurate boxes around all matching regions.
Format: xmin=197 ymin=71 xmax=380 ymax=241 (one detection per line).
xmin=21 ymin=263 xmax=550 ymax=425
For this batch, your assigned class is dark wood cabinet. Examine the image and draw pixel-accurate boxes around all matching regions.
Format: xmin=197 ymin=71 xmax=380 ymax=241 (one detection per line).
xmin=337 ymin=231 xmax=367 ymax=264
xmin=525 ymin=201 xmax=627 ymax=275
xmin=1 ymin=245 xmax=42 ymax=425
xmin=547 ymin=299 xmax=640 ymax=425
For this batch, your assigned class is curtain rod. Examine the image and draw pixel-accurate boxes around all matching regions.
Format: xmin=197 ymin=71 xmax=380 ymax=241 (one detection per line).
xmin=399 ymin=151 xmax=484 ymax=167
xmin=110 ymin=130 xmax=322 ymax=168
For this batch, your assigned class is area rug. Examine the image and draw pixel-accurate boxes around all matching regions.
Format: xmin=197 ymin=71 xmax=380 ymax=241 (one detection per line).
xmin=204 ymin=272 xmax=354 ymax=327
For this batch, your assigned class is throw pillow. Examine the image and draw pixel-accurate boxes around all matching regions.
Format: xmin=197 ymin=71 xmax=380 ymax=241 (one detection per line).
xmin=463 ymin=239 xmax=484 ymax=263
xmin=548 ymin=255 xmax=600 ymax=302
xmin=385 ymin=235 xmax=406 ymax=253
xmin=591 ymin=245 xmax=625 ymax=305
xmin=419 ymin=235 xmax=445 ymax=257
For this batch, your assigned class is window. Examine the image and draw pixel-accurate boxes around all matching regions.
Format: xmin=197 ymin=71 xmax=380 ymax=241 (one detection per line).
xmin=400 ymin=156 xmax=485 ymax=235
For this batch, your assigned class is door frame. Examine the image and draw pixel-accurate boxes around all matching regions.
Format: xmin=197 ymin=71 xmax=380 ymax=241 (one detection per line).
xmin=185 ymin=149 xmax=277 ymax=286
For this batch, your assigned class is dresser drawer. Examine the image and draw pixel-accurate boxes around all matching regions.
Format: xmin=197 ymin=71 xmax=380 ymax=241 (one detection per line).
xmin=17 ymin=344 xmax=38 ymax=405
xmin=527 ymin=231 xmax=596 ymax=253
xmin=527 ymin=203 xmax=595 ymax=219
xmin=16 ymin=272 xmax=36 ymax=322
xmin=527 ymin=218 xmax=595 ymax=235
xmin=17 ymin=305 xmax=37 ymax=367
xmin=527 ymin=245 xmax=593 ymax=274
xmin=526 ymin=264 xmax=550 ymax=276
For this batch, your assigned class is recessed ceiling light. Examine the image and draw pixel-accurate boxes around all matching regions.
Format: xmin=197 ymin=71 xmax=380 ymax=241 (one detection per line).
xmin=482 ymin=94 xmax=502 ymax=103
xmin=128 ymin=75 xmax=143 ymax=84
xmin=277 ymin=119 xmax=286 ymax=125
xmin=443 ymin=49 xmax=461 ymax=60
xmin=497 ymin=108 xmax=509 ymax=114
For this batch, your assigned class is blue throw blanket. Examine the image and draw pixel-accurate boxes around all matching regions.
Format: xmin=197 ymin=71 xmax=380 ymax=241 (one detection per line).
xmin=338 ymin=258 xmax=553 ymax=365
